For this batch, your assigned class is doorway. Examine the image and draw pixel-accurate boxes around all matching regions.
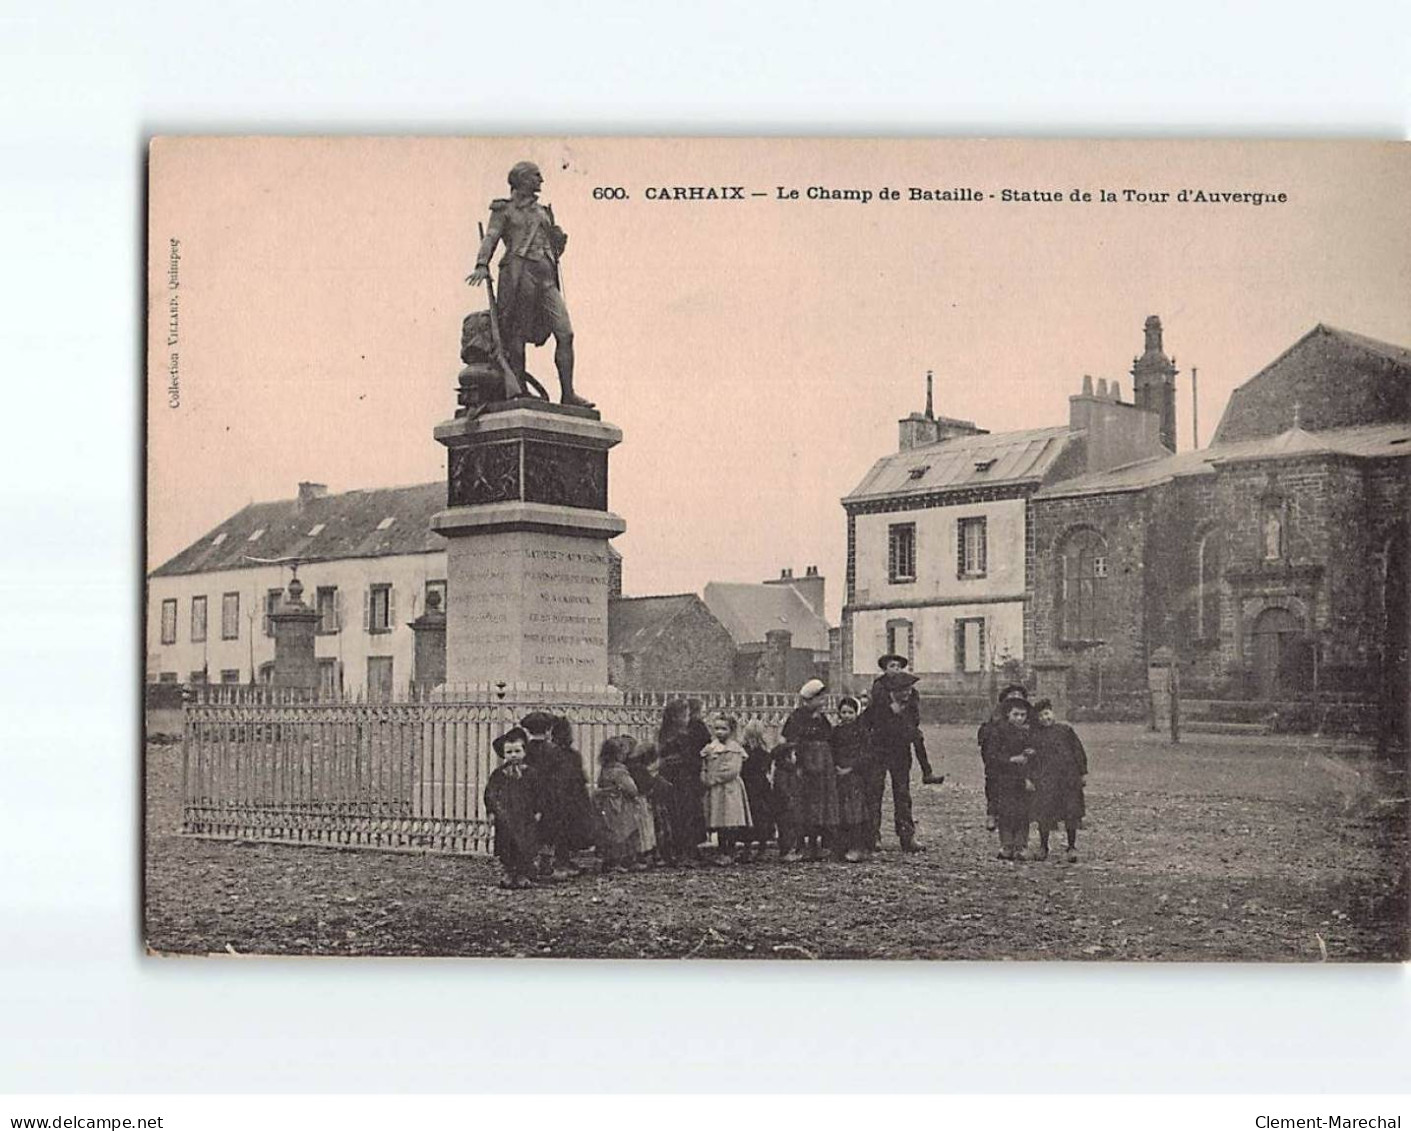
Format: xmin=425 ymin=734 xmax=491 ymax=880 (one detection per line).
xmin=1250 ymin=607 xmax=1310 ymax=699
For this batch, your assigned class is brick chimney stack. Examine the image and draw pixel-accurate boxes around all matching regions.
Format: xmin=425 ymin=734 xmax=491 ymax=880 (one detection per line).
xmin=297 ymin=481 xmax=328 ymax=510
xmin=898 ymin=371 xmax=987 ymax=450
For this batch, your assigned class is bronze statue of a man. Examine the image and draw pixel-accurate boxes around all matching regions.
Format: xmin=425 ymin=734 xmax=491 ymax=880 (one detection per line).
xmin=466 ymin=161 xmax=593 ymax=409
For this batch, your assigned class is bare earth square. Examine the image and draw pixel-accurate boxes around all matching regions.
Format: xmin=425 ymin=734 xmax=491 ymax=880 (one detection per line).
xmin=143 ymin=724 xmax=1407 ymax=961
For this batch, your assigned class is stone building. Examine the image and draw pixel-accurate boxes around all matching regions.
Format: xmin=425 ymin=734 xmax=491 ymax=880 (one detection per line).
xmin=1030 ymin=324 xmax=1409 ymax=733
xmin=146 ymin=479 xmax=622 ymax=697
xmin=703 ymin=572 xmax=833 ymax=691
xmin=606 ymin=593 xmax=737 ymax=691
xmin=840 ymin=365 xmax=1169 ymax=694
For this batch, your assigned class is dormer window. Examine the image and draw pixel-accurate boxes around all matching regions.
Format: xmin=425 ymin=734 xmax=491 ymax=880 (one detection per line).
xmin=974 ymin=458 xmax=997 ymax=472
xmin=908 ymin=465 xmax=930 ymax=480
xmin=247 ymin=528 xmax=264 ymax=542
xmin=376 ymin=516 xmax=396 ymax=531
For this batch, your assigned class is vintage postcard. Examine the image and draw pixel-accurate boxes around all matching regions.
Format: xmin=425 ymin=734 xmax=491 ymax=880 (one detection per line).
xmin=144 ymin=138 xmax=1409 ymax=960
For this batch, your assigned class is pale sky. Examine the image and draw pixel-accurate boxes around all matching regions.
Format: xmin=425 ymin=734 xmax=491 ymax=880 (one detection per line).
xmin=147 ymin=138 xmax=1411 ymax=622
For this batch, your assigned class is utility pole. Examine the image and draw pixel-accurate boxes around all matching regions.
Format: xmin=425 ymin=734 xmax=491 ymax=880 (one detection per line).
xmin=1191 ymin=366 xmax=1200 ymax=450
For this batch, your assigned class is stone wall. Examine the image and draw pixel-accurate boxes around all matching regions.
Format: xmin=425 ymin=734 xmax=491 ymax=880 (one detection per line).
xmin=608 ymin=598 xmax=737 ymax=691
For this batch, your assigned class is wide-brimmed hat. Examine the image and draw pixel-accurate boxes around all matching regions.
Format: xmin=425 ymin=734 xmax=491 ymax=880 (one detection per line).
xmin=877 ymin=653 xmax=910 ymax=670
xmin=799 ymin=678 xmax=827 ymax=701
xmin=878 ymin=670 xmax=920 ymax=692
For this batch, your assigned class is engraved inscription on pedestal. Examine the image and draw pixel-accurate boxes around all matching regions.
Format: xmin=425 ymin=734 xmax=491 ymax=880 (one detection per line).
xmin=445 ymin=530 xmax=613 ymax=685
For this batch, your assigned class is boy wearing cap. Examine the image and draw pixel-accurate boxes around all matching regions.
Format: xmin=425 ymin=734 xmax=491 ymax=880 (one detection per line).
xmin=1026 ymin=698 xmax=1088 ymax=863
xmin=484 ymin=727 xmax=542 ymax=889
xmin=978 ymin=684 xmax=1029 ymax=831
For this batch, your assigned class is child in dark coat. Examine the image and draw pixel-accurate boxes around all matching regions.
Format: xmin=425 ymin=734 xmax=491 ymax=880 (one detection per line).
xmin=984 ymin=698 xmax=1035 ymax=861
xmin=771 ymin=742 xmax=804 ymax=860
xmin=978 ymin=684 xmax=1029 ymax=831
xmin=830 ymin=696 xmax=876 ymax=862
xmin=739 ymin=719 xmax=776 ymax=860
xmin=484 ymin=727 xmax=541 ymax=889
xmin=782 ymin=679 xmax=837 ymax=861
xmin=1026 ymin=698 xmax=1089 ymax=862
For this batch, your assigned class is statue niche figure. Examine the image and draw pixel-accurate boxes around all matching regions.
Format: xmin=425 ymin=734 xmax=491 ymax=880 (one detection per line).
xmin=465 ymin=161 xmax=593 ymax=410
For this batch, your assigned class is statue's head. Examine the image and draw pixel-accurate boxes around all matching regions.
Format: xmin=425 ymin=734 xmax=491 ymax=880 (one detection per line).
xmin=508 ymin=161 xmax=543 ymax=193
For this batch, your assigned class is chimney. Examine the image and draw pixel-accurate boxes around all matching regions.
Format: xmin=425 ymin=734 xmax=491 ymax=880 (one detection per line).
xmin=1130 ymin=314 xmax=1179 ymax=452
xmin=297 ymin=481 xmax=328 ymax=510
xmin=1069 ymin=372 xmax=1168 ymax=475
xmin=899 ymin=370 xmax=987 ymax=450
xmin=764 ymin=565 xmax=826 ymax=619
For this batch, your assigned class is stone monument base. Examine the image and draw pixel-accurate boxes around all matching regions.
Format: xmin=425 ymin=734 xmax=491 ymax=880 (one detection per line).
xmin=432 ymin=406 xmax=625 ymax=691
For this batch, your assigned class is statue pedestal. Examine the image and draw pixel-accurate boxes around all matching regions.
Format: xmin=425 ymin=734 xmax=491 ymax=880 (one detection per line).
xmin=432 ymin=403 xmax=626 ymax=697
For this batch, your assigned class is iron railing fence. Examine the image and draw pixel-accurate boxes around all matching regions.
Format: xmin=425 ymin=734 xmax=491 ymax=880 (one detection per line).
xmin=181 ymin=688 xmax=807 ymax=855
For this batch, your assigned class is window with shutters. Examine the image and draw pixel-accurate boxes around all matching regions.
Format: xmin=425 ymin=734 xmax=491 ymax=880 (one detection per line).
xmin=954 ymin=617 xmax=986 ymax=673
xmin=160 ymin=599 xmax=177 ymax=645
xmin=221 ymin=592 xmax=240 ymax=640
xmin=190 ymin=595 xmax=207 ymax=643
xmin=318 ymin=658 xmax=342 ymax=699
xmin=885 ymin=618 xmax=914 ymax=664
xmin=957 ymin=516 xmax=987 ymax=578
xmin=316 ymin=586 xmax=340 ymax=634
xmin=1058 ymin=528 xmax=1107 ymax=643
xmin=263 ymin=588 xmax=282 ymax=636
xmin=888 ymin=523 xmax=916 ymax=583
xmin=367 ymin=583 xmax=394 ymax=634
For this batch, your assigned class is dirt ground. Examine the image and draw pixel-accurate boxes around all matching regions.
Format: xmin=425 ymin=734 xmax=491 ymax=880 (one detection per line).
xmin=143 ymin=724 xmax=1408 ymax=960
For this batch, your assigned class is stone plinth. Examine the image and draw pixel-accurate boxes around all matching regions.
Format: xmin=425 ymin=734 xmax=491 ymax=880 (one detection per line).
xmin=269 ymin=577 xmax=320 ymax=690
xmin=408 ymin=589 xmax=447 ymax=691
xmin=433 ymin=404 xmax=625 ymax=692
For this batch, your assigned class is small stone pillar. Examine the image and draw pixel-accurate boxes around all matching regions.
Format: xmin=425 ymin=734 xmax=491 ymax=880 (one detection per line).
xmin=409 ymin=588 xmax=448 ymax=692
xmin=269 ymin=576 xmax=319 ymax=691
xmin=432 ymin=403 xmax=626 ymax=698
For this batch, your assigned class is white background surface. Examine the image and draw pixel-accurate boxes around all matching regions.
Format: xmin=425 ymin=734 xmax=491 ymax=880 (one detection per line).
xmin=2 ymin=0 xmax=1409 ymax=1094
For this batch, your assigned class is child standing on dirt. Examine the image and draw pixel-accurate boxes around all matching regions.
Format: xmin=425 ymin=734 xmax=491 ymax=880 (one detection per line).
xmin=1026 ymin=698 xmax=1088 ymax=862
xmin=830 ymin=696 xmax=875 ymax=862
xmin=985 ymin=696 xmax=1035 ymax=861
xmin=625 ymin=739 xmax=663 ymax=868
xmin=484 ymin=727 xmax=541 ymax=889
xmin=594 ymin=735 xmax=642 ymax=872
xmin=739 ymin=718 xmax=776 ymax=860
xmin=701 ymin=713 xmax=753 ymax=864
xmin=771 ymin=741 xmax=803 ymax=860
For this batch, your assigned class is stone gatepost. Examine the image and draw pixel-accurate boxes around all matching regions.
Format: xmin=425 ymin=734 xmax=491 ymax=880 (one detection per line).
xmin=432 ymin=403 xmax=626 ymax=699
xmin=409 ymin=588 xmax=447 ymax=692
xmin=269 ymin=575 xmax=320 ymax=691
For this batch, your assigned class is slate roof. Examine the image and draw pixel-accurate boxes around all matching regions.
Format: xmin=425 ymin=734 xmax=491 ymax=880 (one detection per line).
xmin=608 ymin=594 xmax=704 ymax=656
xmin=1036 ymin=422 xmax=1411 ymax=499
xmin=151 ymin=481 xmax=622 ymax=578
xmin=843 ymin=426 xmax=1077 ymax=503
xmin=1214 ymin=324 xmax=1411 ymax=444
xmin=702 ymin=582 xmax=831 ymax=651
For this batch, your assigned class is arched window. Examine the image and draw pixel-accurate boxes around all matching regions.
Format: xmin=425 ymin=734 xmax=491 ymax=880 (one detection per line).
xmin=1195 ymin=529 xmax=1222 ymax=641
xmin=1059 ymin=529 xmax=1107 ymax=642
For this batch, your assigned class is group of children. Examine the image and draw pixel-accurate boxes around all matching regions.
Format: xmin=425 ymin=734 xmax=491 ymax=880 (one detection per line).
xmin=482 ymin=663 xmax=1091 ymax=889
xmin=977 ymin=685 xmax=1089 ymax=862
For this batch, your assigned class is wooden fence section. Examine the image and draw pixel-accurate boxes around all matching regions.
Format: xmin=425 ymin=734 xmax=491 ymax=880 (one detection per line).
xmin=181 ymin=690 xmax=804 ymax=856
